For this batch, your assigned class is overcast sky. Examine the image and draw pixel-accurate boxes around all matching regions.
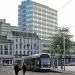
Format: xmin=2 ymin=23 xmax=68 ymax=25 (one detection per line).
xmin=0 ymin=0 xmax=75 ymax=41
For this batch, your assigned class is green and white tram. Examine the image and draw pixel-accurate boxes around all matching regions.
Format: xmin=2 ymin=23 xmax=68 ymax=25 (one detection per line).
xmin=24 ymin=53 xmax=51 ymax=71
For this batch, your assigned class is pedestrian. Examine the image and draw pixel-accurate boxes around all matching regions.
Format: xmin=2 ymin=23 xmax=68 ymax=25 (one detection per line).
xmin=22 ymin=63 xmax=26 ymax=75
xmin=14 ymin=63 xmax=21 ymax=75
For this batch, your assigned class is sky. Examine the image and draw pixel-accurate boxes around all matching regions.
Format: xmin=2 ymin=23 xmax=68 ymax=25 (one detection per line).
xmin=0 ymin=0 xmax=75 ymax=41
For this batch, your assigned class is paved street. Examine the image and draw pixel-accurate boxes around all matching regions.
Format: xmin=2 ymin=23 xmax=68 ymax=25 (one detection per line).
xmin=18 ymin=71 xmax=75 ymax=75
xmin=0 ymin=66 xmax=75 ymax=75
xmin=0 ymin=68 xmax=75 ymax=75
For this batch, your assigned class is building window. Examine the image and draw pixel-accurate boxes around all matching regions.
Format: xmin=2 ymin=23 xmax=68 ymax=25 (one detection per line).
xmin=4 ymin=51 xmax=8 ymax=55
xmin=37 ymin=46 xmax=39 ymax=50
xmin=20 ymin=39 xmax=21 ymax=43
xmin=10 ymin=44 xmax=12 ymax=55
xmin=4 ymin=45 xmax=8 ymax=50
xmin=31 ymin=51 xmax=33 ymax=55
xmin=10 ymin=51 xmax=12 ymax=55
xmin=27 ymin=44 xmax=30 ymax=50
xmin=34 ymin=43 xmax=36 ymax=49
xmin=19 ymin=43 xmax=22 ymax=49
xmin=10 ymin=44 xmax=12 ymax=50
xmin=16 ymin=39 xmax=18 ymax=42
xmin=23 ymin=28 xmax=26 ymax=31
xmin=31 ymin=45 xmax=32 ymax=49
xmin=24 ymin=45 xmax=25 ymax=49
xmin=34 ymin=51 xmax=37 ymax=54
xmin=1 ymin=51 xmax=3 ymax=55
xmin=16 ymin=51 xmax=18 ymax=55
xmin=0 ymin=45 xmax=3 ymax=50
xmin=24 ymin=51 xmax=25 ymax=55
xmin=16 ymin=44 xmax=18 ymax=49
xmin=27 ymin=51 xmax=29 ymax=55
xmin=20 ymin=51 xmax=21 ymax=55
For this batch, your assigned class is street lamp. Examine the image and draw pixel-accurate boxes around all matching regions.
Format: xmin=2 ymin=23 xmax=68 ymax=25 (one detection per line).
xmin=58 ymin=27 xmax=68 ymax=70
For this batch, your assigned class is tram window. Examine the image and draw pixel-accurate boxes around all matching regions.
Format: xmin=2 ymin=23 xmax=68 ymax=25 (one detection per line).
xmin=72 ymin=58 xmax=75 ymax=62
xmin=31 ymin=58 xmax=39 ymax=66
xmin=37 ymin=61 xmax=39 ymax=64
xmin=32 ymin=59 xmax=35 ymax=65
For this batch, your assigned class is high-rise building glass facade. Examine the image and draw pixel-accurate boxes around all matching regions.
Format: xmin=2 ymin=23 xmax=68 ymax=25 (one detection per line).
xmin=18 ymin=0 xmax=57 ymax=53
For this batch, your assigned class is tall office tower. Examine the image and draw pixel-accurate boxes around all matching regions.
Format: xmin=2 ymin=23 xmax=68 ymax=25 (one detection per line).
xmin=18 ymin=0 xmax=57 ymax=53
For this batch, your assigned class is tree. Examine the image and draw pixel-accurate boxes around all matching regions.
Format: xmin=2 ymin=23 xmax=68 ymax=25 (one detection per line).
xmin=70 ymin=41 xmax=75 ymax=54
xmin=51 ymin=27 xmax=73 ymax=55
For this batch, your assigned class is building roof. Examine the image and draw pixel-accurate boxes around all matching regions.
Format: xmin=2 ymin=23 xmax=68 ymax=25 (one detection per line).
xmin=11 ymin=31 xmax=40 ymax=39
xmin=20 ymin=0 xmax=57 ymax=12
xmin=0 ymin=35 xmax=12 ymax=43
xmin=0 ymin=19 xmax=6 ymax=23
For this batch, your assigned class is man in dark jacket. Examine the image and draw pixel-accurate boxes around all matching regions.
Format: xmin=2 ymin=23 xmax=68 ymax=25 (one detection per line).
xmin=14 ymin=63 xmax=21 ymax=75
xmin=22 ymin=63 xmax=26 ymax=75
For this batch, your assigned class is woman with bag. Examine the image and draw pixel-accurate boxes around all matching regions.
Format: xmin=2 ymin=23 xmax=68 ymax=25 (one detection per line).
xmin=14 ymin=63 xmax=21 ymax=75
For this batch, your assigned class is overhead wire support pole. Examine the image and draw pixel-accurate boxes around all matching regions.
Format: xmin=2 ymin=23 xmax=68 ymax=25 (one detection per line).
xmin=57 ymin=0 xmax=72 ymax=70
xmin=63 ymin=33 xmax=65 ymax=70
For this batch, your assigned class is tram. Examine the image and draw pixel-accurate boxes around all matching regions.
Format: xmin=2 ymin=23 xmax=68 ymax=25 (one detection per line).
xmin=23 ymin=53 xmax=51 ymax=71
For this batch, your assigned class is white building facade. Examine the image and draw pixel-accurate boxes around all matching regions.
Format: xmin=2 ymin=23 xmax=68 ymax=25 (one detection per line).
xmin=18 ymin=0 xmax=57 ymax=53
xmin=7 ymin=31 xmax=41 ymax=62
xmin=0 ymin=35 xmax=13 ymax=66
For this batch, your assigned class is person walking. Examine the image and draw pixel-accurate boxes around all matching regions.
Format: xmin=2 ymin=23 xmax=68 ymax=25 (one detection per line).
xmin=22 ymin=63 xmax=26 ymax=75
xmin=14 ymin=63 xmax=21 ymax=75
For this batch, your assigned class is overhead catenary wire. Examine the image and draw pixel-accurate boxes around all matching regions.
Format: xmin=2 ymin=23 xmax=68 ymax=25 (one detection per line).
xmin=58 ymin=0 xmax=72 ymax=11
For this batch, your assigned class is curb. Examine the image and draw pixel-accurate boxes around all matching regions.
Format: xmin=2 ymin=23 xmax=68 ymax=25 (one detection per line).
xmin=51 ymin=70 xmax=75 ymax=75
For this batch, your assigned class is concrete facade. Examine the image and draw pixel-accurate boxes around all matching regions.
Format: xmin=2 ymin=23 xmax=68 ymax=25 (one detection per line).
xmin=0 ymin=19 xmax=19 ymax=35
xmin=18 ymin=0 xmax=57 ymax=53
xmin=0 ymin=35 xmax=14 ymax=66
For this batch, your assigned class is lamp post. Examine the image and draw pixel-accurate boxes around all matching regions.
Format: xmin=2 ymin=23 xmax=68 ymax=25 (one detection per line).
xmin=58 ymin=27 xmax=68 ymax=70
xmin=61 ymin=28 xmax=67 ymax=70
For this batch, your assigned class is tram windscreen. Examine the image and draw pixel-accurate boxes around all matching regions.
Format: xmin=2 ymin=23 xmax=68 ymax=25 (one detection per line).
xmin=41 ymin=58 xmax=50 ymax=65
